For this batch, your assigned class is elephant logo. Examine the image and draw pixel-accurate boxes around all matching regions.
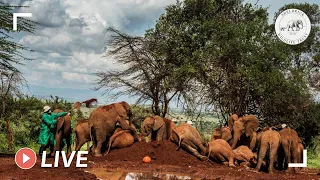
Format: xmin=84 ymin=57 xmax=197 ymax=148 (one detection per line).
xmin=275 ymin=9 xmax=311 ymax=45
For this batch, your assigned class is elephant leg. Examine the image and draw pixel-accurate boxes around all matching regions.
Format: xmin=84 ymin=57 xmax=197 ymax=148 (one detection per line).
xmin=291 ymin=149 xmax=299 ymax=174
xmin=283 ymin=143 xmax=291 ymax=172
xmin=227 ymin=153 xmax=236 ymax=168
xmin=156 ymin=127 xmax=165 ymax=141
xmin=234 ymin=153 xmax=247 ymax=162
xmin=75 ymin=137 xmax=79 ymax=152
xmin=191 ymin=138 xmax=207 ymax=156
xmin=93 ymin=128 xmax=107 ymax=157
xmin=269 ymin=144 xmax=278 ymax=174
xmin=75 ymin=141 xmax=84 ymax=152
xmin=51 ymin=133 xmax=61 ymax=157
xmin=256 ymin=143 xmax=267 ymax=171
xmin=181 ymin=142 xmax=207 ymax=161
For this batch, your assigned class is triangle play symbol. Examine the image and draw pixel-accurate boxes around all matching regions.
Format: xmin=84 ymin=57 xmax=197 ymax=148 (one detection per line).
xmin=23 ymin=153 xmax=30 ymax=164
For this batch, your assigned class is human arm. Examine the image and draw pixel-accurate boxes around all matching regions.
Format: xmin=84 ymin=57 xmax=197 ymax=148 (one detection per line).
xmin=52 ymin=112 xmax=67 ymax=119
xmin=42 ymin=114 xmax=57 ymax=126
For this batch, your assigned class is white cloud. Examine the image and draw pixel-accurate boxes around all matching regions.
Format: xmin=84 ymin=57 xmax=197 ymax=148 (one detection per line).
xmin=20 ymin=0 xmax=68 ymax=27
xmin=37 ymin=61 xmax=64 ymax=72
xmin=61 ymin=72 xmax=95 ymax=83
xmin=13 ymin=0 xmax=176 ymax=90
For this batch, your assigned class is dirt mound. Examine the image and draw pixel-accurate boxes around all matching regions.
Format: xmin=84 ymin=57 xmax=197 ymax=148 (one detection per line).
xmin=91 ymin=141 xmax=211 ymax=166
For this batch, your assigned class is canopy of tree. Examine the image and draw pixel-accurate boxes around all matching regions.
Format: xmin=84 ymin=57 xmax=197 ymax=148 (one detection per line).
xmin=95 ymin=0 xmax=320 ymax=145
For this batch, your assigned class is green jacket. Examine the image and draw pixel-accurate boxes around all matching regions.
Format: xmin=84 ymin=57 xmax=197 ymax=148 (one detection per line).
xmin=38 ymin=112 xmax=67 ymax=145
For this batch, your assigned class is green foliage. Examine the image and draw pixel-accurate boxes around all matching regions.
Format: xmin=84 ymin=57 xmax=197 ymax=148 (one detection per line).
xmin=131 ymin=105 xmax=153 ymax=131
xmin=307 ymin=136 xmax=320 ymax=168
xmin=0 ymin=96 xmax=72 ymax=153
xmin=146 ymin=0 xmax=320 ymax=147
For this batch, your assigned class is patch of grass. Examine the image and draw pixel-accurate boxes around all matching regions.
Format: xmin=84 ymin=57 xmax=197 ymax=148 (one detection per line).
xmin=308 ymin=151 xmax=320 ymax=169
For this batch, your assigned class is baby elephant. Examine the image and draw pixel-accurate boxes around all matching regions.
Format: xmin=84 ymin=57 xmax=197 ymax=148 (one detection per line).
xmin=74 ymin=119 xmax=90 ymax=151
xmin=170 ymin=123 xmax=208 ymax=161
xmin=141 ymin=116 xmax=176 ymax=141
xmin=105 ymin=127 xmax=145 ymax=155
xmin=233 ymin=145 xmax=256 ymax=167
xmin=207 ymin=139 xmax=236 ymax=167
xmin=256 ymin=127 xmax=281 ymax=174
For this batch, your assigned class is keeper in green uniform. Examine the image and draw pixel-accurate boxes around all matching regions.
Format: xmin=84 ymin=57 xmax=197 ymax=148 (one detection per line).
xmin=38 ymin=105 xmax=69 ymax=156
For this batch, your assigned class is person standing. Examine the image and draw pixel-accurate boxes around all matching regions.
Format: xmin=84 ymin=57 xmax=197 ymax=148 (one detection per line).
xmin=38 ymin=105 xmax=68 ymax=157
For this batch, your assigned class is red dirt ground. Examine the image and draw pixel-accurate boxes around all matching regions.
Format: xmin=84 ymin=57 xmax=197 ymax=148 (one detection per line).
xmin=0 ymin=141 xmax=319 ymax=179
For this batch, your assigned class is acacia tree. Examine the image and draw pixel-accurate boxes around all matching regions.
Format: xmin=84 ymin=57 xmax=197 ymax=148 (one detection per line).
xmin=94 ymin=28 xmax=191 ymax=117
xmin=0 ymin=3 xmax=35 ymax=149
xmin=0 ymin=70 xmax=27 ymax=149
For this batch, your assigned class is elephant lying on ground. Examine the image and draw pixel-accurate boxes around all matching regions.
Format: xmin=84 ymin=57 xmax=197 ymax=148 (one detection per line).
xmin=52 ymin=109 xmax=72 ymax=156
xmin=170 ymin=123 xmax=207 ymax=161
xmin=256 ymin=127 xmax=281 ymax=174
xmin=89 ymin=101 xmax=137 ymax=156
xmin=141 ymin=116 xmax=176 ymax=141
xmin=207 ymin=139 xmax=236 ymax=167
xmin=233 ymin=145 xmax=256 ymax=167
xmin=74 ymin=119 xmax=90 ymax=151
xmin=211 ymin=126 xmax=256 ymax=150
xmin=228 ymin=114 xmax=259 ymax=150
xmin=105 ymin=127 xmax=145 ymax=155
xmin=278 ymin=127 xmax=300 ymax=173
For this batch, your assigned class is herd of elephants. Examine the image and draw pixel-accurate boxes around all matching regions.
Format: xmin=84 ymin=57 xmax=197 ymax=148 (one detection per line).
xmin=51 ymin=101 xmax=304 ymax=174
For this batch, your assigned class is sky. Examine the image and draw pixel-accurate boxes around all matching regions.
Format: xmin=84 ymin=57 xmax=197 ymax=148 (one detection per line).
xmin=3 ymin=0 xmax=319 ymax=104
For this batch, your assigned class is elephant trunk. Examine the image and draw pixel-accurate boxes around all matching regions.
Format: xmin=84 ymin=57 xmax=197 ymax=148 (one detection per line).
xmin=231 ymin=132 xmax=241 ymax=149
xmin=128 ymin=108 xmax=133 ymax=126
xmin=140 ymin=126 xmax=149 ymax=136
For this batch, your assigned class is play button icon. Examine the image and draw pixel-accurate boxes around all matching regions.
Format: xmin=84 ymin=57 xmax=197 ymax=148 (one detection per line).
xmin=15 ymin=148 xmax=37 ymax=169
xmin=23 ymin=153 xmax=30 ymax=163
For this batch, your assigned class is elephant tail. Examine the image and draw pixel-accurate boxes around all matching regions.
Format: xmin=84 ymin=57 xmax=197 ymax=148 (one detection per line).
xmin=288 ymin=128 xmax=292 ymax=162
xmin=172 ymin=128 xmax=183 ymax=151
xmin=207 ymin=144 xmax=211 ymax=159
xmin=74 ymin=128 xmax=79 ymax=151
xmin=89 ymin=125 xmax=96 ymax=149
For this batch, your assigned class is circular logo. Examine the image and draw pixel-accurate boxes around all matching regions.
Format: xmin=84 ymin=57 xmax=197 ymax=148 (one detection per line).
xmin=275 ymin=9 xmax=311 ymax=45
xmin=15 ymin=147 xmax=37 ymax=169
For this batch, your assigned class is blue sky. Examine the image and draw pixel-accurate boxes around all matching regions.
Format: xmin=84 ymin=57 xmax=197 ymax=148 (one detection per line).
xmin=3 ymin=0 xmax=319 ymax=104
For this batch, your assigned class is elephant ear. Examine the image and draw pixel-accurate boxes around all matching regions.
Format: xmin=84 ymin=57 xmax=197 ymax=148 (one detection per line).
xmin=221 ymin=127 xmax=232 ymax=142
xmin=228 ymin=114 xmax=238 ymax=129
xmin=243 ymin=115 xmax=259 ymax=137
xmin=152 ymin=116 xmax=164 ymax=131
xmin=114 ymin=103 xmax=127 ymax=117
xmin=119 ymin=101 xmax=130 ymax=111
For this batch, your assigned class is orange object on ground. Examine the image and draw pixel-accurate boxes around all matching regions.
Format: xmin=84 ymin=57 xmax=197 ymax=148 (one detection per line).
xmin=143 ymin=156 xmax=151 ymax=163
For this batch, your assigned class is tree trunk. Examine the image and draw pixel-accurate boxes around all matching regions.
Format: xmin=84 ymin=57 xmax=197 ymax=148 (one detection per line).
xmin=153 ymin=99 xmax=161 ymax=116
xmin=162 ymin=99 xmax=169 ymax=118
xmin=6 ymin=119 xmax=12 ymax=150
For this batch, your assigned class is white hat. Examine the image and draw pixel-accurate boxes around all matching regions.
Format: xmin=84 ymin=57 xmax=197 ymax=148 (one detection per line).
xmin=43 ymin=105 xmax=51 ymax=112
